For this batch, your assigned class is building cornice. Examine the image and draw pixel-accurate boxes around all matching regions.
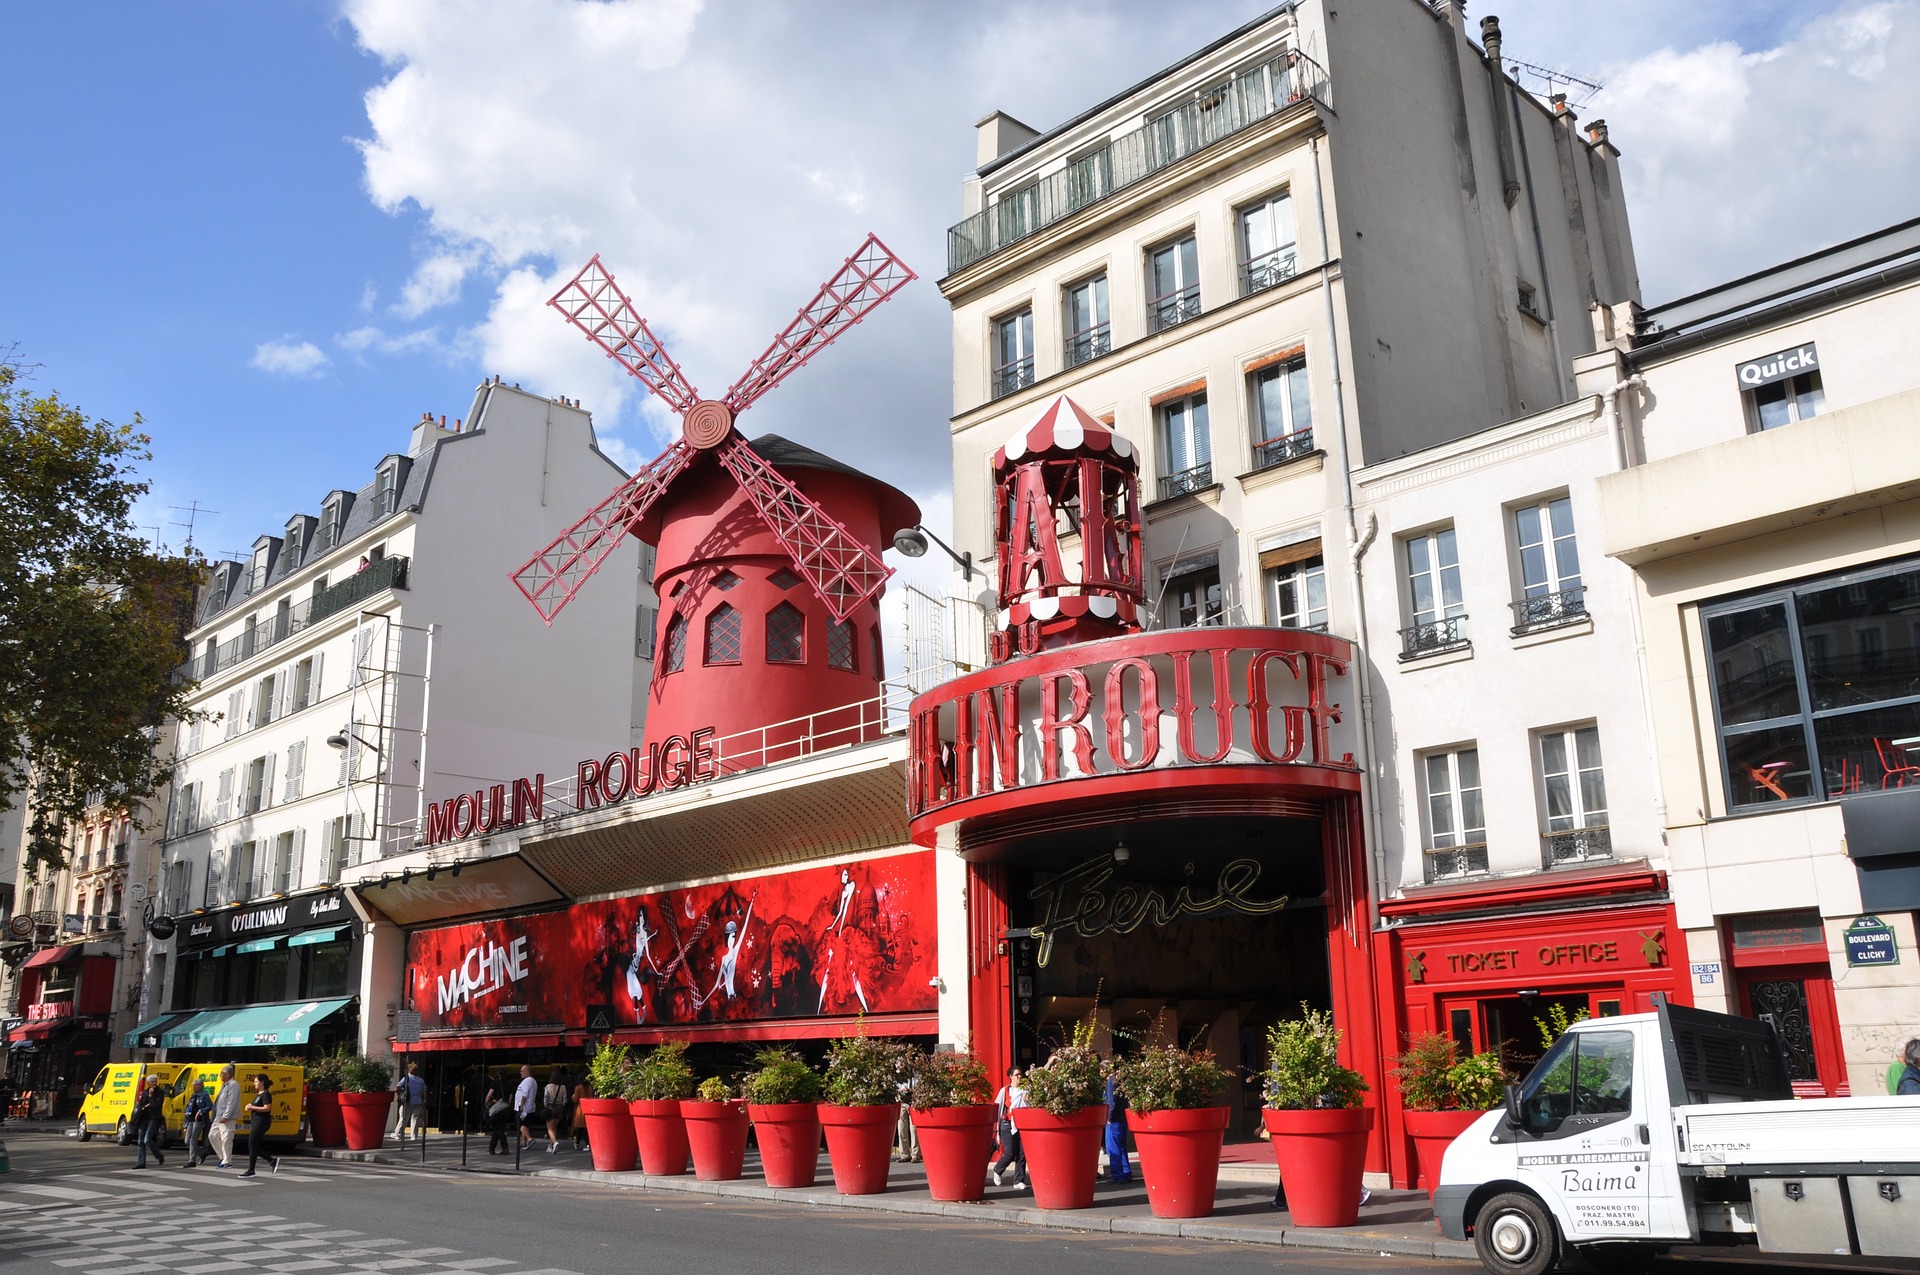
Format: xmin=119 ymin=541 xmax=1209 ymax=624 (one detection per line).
xmin=1355 ymin=395 xmax=1605 ymax=499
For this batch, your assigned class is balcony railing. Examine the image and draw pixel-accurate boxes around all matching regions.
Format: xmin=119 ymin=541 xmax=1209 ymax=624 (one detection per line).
xmin=1425 ymin=843 xmax=1490 ymax=882
xmin=1157 ymin=464 xmax=1214 ymax=502
xmin=1510 ymin=586 xmax=1588 ymax=635
xmin=1252 ymin=429 xmax=1315 ymax=471
xmin=1064 ymin=324 xmax=1111 ymax=368
xmin=947 ymin=50 xmax=1330 ymax=272
xmin=1543 ymin=825 xmax=1613 ymax=866
xmin=1148 ymin=285 xmax=1202 ymax=334
xmin=1399 ymin=614 xmax=1470 ymax=660
xmin=177 ymin=555 xmax=409 ymax=681
xmin=1240 ymin=248 xmax=1300 ymax=297
xmin=991 ymin=357 xmax=1035 ymax=400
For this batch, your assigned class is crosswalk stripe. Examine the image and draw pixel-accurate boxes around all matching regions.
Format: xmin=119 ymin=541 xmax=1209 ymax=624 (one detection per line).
xmin=58 ymin=1173 xmax=193 ymax=1193
xmin=0 ymin=1183 xmax=111 ymax=1201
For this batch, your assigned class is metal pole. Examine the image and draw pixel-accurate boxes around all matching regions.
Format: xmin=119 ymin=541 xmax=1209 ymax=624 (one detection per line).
xmin=414 ymin=622 xmax=437 ymax=854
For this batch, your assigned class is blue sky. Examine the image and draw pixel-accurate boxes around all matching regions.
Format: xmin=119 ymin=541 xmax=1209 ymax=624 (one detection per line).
xmin=5 ymin=0 xmax=1916 ymax=570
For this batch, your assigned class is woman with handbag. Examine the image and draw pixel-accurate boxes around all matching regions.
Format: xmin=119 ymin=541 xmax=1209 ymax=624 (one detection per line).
xmin=483 ymin=1076 xmax=512 ymax=1155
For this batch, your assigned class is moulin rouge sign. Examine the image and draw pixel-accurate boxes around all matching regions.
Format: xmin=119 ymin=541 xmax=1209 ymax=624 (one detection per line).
xmin=423 ymin=727 xmax=719 ymax=848
xmin=907 ymin=627 xmax=1357 ymax=829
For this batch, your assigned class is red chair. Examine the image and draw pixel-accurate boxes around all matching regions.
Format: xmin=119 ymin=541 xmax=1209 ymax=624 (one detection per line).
xmin=1873 ymin=739 xmax=1920 ymax=789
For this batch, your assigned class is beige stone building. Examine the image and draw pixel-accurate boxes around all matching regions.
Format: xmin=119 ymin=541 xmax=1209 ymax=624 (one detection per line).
xmin=1598 ymin=217 xmax=1920 ymax=1098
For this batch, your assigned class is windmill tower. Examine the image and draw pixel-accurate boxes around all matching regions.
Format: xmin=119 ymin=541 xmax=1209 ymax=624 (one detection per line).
xmin=512 ymin=235 xmax=921 ymax=767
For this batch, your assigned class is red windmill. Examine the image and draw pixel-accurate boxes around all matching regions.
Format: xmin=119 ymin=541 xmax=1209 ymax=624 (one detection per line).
xmin=513 ymin=234 xmax=921 ymax=768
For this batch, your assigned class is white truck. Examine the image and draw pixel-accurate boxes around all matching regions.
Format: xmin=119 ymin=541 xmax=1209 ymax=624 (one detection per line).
xmin=1434 ymin=996 xmax=1920 ymax=1274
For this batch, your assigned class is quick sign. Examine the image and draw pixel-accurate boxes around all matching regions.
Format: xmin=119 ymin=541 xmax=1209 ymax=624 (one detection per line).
xmin=1735 ymin=343 xmax=1817 ymax=390
xmin=1843 ymin=915 xmax=1898 ymax=966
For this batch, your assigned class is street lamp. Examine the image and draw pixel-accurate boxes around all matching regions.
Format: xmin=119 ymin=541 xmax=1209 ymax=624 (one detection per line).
xmin=892 ymin=524 xmax=975 ymax=583
xmin=326 ymin=727 xmax=382 ymax=754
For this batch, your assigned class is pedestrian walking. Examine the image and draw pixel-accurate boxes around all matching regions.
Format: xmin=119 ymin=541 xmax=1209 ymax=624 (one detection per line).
xmin=395 ymin=1061 xmax=428 ymax=1141
xmin=1899 ymin=1038 xmax=1920 ymax=1095
xmin=893 ymin=1060 xmax=919 ymax=1162
xmin=990 ymin=1068 xmax=1027 ymax=1189
xmin=483 ymin=1076 xmax=512 ymax=1155
xmin=543 ymin=1070 xmax=570 ymax=1153
xmin=131 ymin=1075 xmax=167 ymax=1169
xmin=238 ymin=1073 xmax=277 ymax=1178
xmin=1102 ymin=1072 xmax=1132 ymax=1183
xmin=209 ymin=1064 xmax=240 ymax=1168
xmin=182 ymin=1079 xmax=214 ymax=1167
xmin=571 ymin=1076 xmax=591 ymax=1151
xmin=513 ymin=1064 xmax=539 ymax=1151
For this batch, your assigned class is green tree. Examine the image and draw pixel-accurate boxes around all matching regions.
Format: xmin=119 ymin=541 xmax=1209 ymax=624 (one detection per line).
xmin=0 ymin=353 xmax=201 ymax=872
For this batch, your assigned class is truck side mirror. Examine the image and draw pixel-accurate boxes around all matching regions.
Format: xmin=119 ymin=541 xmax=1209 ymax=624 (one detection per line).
xmin=1503 ymin=1081 xmax=1524 ymax=1127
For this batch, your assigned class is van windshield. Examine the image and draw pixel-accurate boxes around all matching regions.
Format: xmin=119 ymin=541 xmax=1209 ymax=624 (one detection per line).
xmin=87 ymin=1068 xmax=109 ymax=1094
xmin=1514 ymin=1029 xmax=1635 ymax=1135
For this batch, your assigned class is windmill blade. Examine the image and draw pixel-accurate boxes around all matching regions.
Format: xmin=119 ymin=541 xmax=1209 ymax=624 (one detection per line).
xmin=550 ymin=255 xmax=700 ymax=414
xmin=510 ymin=441 xmax=697 ymax=623
xmin=714 ymin=436 xmax=892 ymax=623
xmin=721 ymin=233 xmax=916 ymax=414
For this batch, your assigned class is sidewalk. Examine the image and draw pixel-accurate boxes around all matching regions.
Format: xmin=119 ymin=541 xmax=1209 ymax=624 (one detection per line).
xmin=301 ymin=1130 xmax=1476 ymax=1263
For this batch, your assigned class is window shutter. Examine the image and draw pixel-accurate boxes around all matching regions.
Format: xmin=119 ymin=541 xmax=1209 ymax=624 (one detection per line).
xmin=338 ymin=739 xmax=352 ymax=786
xmin=226 ymin=845 xmax=242 ymax=900
xmin=1258 ymin=538 xmax=1323 ymax=572
xmin=174 ymin=860 xmax=193 ymax=913
xmin=214 ymin=768 xmax=233 ymax=822
xmin=291 ymin=828 xmax=306 ymax=891
xmin=286 ymin=741 xmax=305 ymax=801
xmin=279 ymin=667 xmax=296 ymax=719
xmin=187 ymin=718 xmax=202 ymax=756
xmin=226 ymin=690 xmax=243 ymax=739
xmin=311 ymin=651 xmax=323 ymax=702
xmin=206 ymin=850 xmax=223 ymax=906
xmin=259 ymin=752 xmax=276 ymax=811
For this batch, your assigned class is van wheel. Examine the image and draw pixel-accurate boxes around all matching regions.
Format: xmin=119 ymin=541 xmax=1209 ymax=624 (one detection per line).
xmin=1474 ymin=1191 xmax=1559 ymax=1275
xmin=76 ymin=1118 xmax=93 ymax=1143
xmin=114 ymin=1117 xmax=131 ymax=1146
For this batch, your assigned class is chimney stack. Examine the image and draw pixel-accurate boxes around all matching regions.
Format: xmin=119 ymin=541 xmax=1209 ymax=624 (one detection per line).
xmin=1480 ymin=15 xmax=1503 ymax=67
xmin=1586 ymin=119 xmax=1610 ymax=145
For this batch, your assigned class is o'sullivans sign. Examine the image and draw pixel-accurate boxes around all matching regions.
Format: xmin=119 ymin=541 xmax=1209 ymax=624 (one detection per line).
xmin=422 ymin=727 xmax=719 ymax=847
xmin=907 ymin=627 xmax=1358 ymax=835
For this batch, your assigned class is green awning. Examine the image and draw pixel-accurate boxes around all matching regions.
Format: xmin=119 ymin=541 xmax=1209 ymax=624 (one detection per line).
xmin=234 ymin=935 xmax=284 ymax=954
xmin=160 ymin=998 xmax=353 ymax=1050
xmin=121 ymin=1010 xmax=195 ymax=1050
xmin=287 ymin=925 xmax=347 ymax=948
xmin=209 ymin=945 xmax=234 ymax=957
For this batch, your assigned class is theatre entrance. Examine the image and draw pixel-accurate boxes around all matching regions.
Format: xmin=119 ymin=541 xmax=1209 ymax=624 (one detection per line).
xmin=992 ymin=812 xmax=1332 ymax=1142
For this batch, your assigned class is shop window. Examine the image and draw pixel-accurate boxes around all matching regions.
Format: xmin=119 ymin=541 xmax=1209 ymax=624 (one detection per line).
xmin=1703 ymin=557 xmax=1920 ymax=808
xmin=1535 ymin=723 xmax=1610 ymax=867
xmin=661 ymin=613 xmax=687 ymax=674
xmin=992 ymin=308 xmax=1035 ymax=399
xmin=1510 ymin=495 xmax=1586 ymax=633
xmin=1249 ymin=355 xmax=1312 ymax=469
xmin=827 ymin=619 xmax=856 ymax=671
xmin=766 ymin=602 xmax=805 ymax=664
xmin=1401 ymin=527 xmax=1467 ymax=659
xmin=1156 ymin=391 xmax=1211 ymax=500
xmin=704 ymin=604 xmax=742 ymax=665
xmin=1421 ymin=746 xmax=1486 ymax=882
xmin=301 ymin=938 xmax=354 ymax=998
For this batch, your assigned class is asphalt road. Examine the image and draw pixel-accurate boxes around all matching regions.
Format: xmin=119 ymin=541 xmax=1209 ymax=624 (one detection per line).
xmin=0 ymin=1130 xmax=1447 ymax=1275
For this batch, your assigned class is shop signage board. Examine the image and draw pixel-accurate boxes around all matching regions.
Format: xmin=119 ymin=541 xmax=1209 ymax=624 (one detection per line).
xmin=392 ymin=1010 xmax=422 ymax=1043
xmin=1733 ymin=342 xmax=1817 ymax=390
xmin=177 ymin=890 xmax=349 ymax=949
xmin=405 ymin=852 xmax=936 ymax=1033
xmin=1842 ymin=915 xmax=1898 ymax=966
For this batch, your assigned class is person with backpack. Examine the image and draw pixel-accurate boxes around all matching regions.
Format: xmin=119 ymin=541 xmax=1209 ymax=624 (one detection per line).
xmin=394 ymin=1061 xmax=428 ymax=1142
xmin=182 ymin=1078 xmax=214 ymax=1167
xmin=542 ymin=1070 xmax=570 ymax=1153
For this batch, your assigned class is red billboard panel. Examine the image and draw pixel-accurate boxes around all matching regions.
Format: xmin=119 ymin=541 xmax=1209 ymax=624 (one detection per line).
xmin=406 ymin=851 xmax=935 ymax=1034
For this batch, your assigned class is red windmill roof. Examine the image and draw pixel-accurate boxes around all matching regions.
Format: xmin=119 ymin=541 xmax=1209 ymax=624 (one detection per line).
xmin=992 ymin=394 xmax=1137 ymax=470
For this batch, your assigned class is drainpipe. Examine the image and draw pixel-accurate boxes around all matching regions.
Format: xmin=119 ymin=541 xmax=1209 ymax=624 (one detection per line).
xmin=1601 ymin=373 xmax=1645 ymax=471
xmin=1602 ymin=374 xmax=1672 ymax=842
xmin=1308 ymin=133 xmax=1387 ymax=942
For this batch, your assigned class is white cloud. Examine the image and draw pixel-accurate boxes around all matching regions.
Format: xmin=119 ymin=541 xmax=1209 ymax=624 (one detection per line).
xmin=394 ymin=248 xmax=478 ymax=317
xmin=336 ymin=324 xmax=453 ymax=360
xmin=251 ymin=337 xmax=329 ymax=378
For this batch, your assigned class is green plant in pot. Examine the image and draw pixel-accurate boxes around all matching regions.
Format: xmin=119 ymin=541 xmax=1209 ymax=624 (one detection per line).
xmin=625 ymin=1041 xmax=695 ymax=1101
xmin=587 ymin=1040 xmax=633 ymax=1100
xmin=1395 ymin=1032 xmax=1508 ymax=1193
xmin=1016 ymin=1014 xmax=1110 ymax=1210
xmin=1261 ymin=1004 xmax=1372 ymax=1228
xmin=683 ymin=1072 xmax=750 ymax=1182
xmin=907 ymin=1046 xmax=995 ymax=1203
xmin=305 ymin=1050 xmax=346 ymax=1095
xmin=626 ymin=1042 xmax=695 ymax=1176
xmin=695 ymin=1076 xmax=734 ymax=1103
xmin=820 ymin=1030 xmax=911 ymax=1196
xmin=331 ymin=1053 xmax=396 ymax=1151
xmin=304 ymin=1050 xmax=348 ymax=1147
xmin=909 ymin=1050 xmax=992 ymax=1111
xmin=744 ymin=1047 xmax=825 ymax=1190
xmin=579 ymin=1039 xmax=639 ymax=1172
xmin=1114 ymin=1044 xmax=1232 ymax=1219
xmin=743 ymin=1046 xmax=823 ymax=1106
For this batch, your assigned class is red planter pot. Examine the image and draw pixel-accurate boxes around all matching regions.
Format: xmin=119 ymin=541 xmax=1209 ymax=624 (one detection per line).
xmin=338 ymin=1092 xmax=394 ymax=1151
xmin=579 ymin=1097 xmax=637 ymax=1172
xmin=912 ymin=1105 xmax=996 ymax=1203
xmin=1013 ymin=1105 xmax=1105 ymax=1210
xmin=748 ymin=1102 xmax=822 ymax=1189
xmin=819 ymin=1103 xmax=899 ymax=1196
xmin=628 ymin=1099 xmax=690 ymax=1176
xmin=1264 ymin=1106 xmax=1375 ymax=1227
xmin=1404 ymin=1108 xmax=1484 ymax=1194
xmin=307 ymin=1091 xmax=345 ymax=1148
xmin=1126 ymin=1106 xmax=1230 ymax=1219
xmin=682 ymin=1100 xmax=750 ymax=1181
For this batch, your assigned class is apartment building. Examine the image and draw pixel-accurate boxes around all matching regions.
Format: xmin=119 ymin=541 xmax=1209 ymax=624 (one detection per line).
xmin=137 ymin=382 xmax=657 ymax=1060
xmin=1598 ymin=217 xmax=1920 ymax=1099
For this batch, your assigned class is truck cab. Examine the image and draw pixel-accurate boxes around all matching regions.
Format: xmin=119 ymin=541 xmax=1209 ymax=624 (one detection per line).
xmin=1435 ymin=997 xmax=1920 ymax=1274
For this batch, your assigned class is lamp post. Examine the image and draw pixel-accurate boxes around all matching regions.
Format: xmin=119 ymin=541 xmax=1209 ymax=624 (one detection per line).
xmin=891 ymin=524 xmax=975 ymax=583
xmin=327 ymin=724 xmax=385 ymax=859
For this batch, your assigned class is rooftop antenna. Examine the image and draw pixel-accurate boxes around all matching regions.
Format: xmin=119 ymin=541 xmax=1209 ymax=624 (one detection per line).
xmin=167 ymin=500 xmax=219 ymax=552
xmin=1507 ymin=57 xmax=1603 ymax=107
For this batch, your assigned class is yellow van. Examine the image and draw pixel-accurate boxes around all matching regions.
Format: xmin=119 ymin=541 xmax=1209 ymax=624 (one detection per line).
xmin=77 ymin=1063 xmax=187 ymax=1144
xmin=77 ymin=1062 xmax=305 ymax=1146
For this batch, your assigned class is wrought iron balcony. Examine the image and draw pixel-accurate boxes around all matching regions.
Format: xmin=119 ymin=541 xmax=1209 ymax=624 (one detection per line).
xmin=1252 ymin=429 xmax=1315 ymax=471
xmin=947 ymin=50 xmax=1330 ymax=272
xmin=1240 ymin=249 xmax=1300 ymax=297
xmin=991 ymin=357 xmax=1035 ymax=399
xmin=1157 ymin=463 xmax=1214 ymax=502
xmin=1148 ymin=285 xmax=1202 ymax=334
xmin=1064 ymin=324 xmax=1111 ymax=368
xmin=1399 ymin=614 xmax=1470 ymax=660
xmin=1425 ymin=843 xmax=1490 ymax=882
xmin=1543 ymin=825 xmax=1613 ymax=866
xmin=1510 ymin=586 xmax=1588 ymax=635
xmin=176 ymin=555 xmax=410 ymax=682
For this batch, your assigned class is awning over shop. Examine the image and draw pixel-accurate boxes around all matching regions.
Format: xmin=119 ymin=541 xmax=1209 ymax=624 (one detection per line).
xmin=14 ymin=1019 xmax=63 ymax=1041
xmin=22 ymin=945 xmax=83 ymax=970
xmin=234 ymin=935 xmax=284 ymax=954
xmin=161 ymin=998 xmax=353 ymax=1050
xmin=122 ymin=1010 xmax=197 ymax=1050
xmin=287 ymin=925 xmax=347 ymax=948
xmin=210 ymin=945 xmax=235 ymax=957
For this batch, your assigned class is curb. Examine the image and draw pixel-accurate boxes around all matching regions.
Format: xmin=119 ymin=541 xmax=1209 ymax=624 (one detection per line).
xmin=302 ymin=1146 xmax=1475 ymax=1262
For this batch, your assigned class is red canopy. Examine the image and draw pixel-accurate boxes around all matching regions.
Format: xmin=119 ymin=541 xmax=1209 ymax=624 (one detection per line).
xmin=22 ymin=945 xmax=83 ymax=970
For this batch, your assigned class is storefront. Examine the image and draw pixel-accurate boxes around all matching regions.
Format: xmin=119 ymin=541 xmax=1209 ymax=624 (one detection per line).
xmin=1375 ymin=863 xmax=1686 ymax=1185
xmin=150 ymin=888 xmax=360 ymax=1061
xmin=5 ymin=945 xmax=116 ymax=1116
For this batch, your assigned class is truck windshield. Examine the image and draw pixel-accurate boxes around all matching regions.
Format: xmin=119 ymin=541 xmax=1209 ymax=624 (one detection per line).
xmin=1514 ymin=1029 xmax=1635 ymax=1135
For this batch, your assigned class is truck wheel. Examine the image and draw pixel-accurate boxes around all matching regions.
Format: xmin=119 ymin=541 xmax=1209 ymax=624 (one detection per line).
xmin=115 ymin=1117 xmax=130 ymax=1146
xmin=1474 ymin=1191 xmax=1559 ymax=1275
xmin=76 ymin=1117 xmax=93 ymax=1143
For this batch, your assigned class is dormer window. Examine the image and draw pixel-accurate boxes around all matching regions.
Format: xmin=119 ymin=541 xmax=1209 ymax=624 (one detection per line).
xmin=247 ymin=537 xmax=278 ymax=595
xmin=375 ymin=455 xmax=410 ymax=517
xmin=283 ymin=516 xmax=312 ymax=570
xmin=320 ymin=492 xmax=352 ymax=549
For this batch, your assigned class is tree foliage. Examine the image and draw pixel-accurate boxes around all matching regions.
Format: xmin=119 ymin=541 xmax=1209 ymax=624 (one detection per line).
xmin=0 ymin=353 xmax=201 ymax=873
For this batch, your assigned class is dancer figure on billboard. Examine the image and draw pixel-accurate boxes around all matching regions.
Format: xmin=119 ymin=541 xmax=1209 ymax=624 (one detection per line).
xmin=625 ymin=907 xmax=659 ymax=1023
xmin=706 ymin=892 xmax=756 ymax=1007
xmin=818 ymin=867 xmax=870 ymax=1014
